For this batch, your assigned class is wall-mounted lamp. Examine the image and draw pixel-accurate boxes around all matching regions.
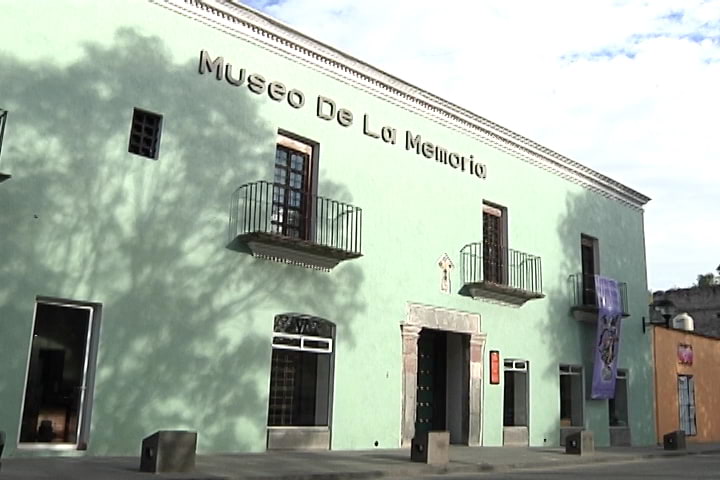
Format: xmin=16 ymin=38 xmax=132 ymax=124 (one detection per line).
xmin=644 ymin=299 xmax=676 ymax=333
xmin=0 ymin=109 xmax=10 ymax=183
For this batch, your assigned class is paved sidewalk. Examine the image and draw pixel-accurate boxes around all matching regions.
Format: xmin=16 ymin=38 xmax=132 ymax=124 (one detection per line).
xmin=2 ymin=444 xmax=720 ymax=480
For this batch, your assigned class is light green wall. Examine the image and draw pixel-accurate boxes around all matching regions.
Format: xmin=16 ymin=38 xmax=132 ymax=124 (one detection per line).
xmin=0 ymin=1 xmax=654 ymax=456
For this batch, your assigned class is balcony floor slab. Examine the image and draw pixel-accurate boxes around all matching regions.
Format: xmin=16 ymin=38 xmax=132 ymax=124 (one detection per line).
xmin=460 ymin=281 xmax=544 ymax=307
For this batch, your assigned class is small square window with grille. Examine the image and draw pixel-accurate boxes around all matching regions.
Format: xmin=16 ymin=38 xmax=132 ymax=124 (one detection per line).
xmin=128 ymin=108 xmax=162 ymax=159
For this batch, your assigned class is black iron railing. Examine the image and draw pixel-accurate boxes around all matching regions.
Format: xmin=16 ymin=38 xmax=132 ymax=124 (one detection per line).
xmin=460 ymin=242 xmax=543 ymax=295
xmin=230 ymin=180 xmax=362 ymax=256
xmin=570 ymin=273 xmax=628 ymax=315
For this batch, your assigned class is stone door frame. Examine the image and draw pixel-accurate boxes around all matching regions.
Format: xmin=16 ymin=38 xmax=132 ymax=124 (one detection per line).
xmin=401 ymin=303 xmax=486 ymax=447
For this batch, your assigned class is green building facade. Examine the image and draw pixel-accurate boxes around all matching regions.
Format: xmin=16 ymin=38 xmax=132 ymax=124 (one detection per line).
xmin=0 ymin=0 xmax=655 ymax=457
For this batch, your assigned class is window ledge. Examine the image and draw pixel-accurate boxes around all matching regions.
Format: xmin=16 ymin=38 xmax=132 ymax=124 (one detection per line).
xmin=16 ymin=443 xmax=82 ymax=452
xmin=503 ymin=426 xmax=529 ymax=446
xmin=609 ymin=426 xmax=632 ymax=446
xmin=237 ymin=232 xmax=362 ymax=271
xmin=460 ymin=281 xmax=544 ymax=307
xmin=266 ymin=426 xmax=330 ymax=450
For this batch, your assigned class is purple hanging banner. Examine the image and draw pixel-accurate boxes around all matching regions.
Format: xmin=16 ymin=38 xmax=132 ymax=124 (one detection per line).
xmin=591 ymin=275 xmax=623 ymax=399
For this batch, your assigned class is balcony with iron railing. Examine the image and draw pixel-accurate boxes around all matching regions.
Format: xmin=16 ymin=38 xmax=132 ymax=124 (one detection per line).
xmin=229 ymin=180 xmax=362 ymax=271
xmin=569 ymin=273 xmax=630 ymax=322
xmin=460 ymin=242 xmax=544 ymax=306
xmin=0 ymin=109 xmax=10 ymax=183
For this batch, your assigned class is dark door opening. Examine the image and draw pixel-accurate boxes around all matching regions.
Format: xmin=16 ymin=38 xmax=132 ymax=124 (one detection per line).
xmin=503 ymin=359 xmax=529 ymax=446
xmin=414 ymin=329 xmax=469 ymax=444
xmin=483 ymin=204 xmax=505 ymax=284
xmin=19 ymin=302 xmax=96 ymax=445
xmin=581 ymin=236 xmax=597 ymax=305
xmin=503 ymin=365 xmax=528 ymax=427
xmin=415 ymin=329 xmax=447 ymax=438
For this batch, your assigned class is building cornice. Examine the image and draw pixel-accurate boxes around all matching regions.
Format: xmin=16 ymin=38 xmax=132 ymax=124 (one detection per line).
xmin=152 ymin=0 xmax=651 ymax=209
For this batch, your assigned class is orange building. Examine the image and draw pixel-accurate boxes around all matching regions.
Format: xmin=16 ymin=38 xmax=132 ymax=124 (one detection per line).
xmin=653 ymin=326 xmax=720 ymax=443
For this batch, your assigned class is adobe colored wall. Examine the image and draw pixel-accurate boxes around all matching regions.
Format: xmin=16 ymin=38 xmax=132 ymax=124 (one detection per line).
xmin=654 ymin=327 xmax=720 ymax=443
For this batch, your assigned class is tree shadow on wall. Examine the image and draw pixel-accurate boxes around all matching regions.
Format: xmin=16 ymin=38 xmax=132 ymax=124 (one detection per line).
xmin=537 ymin=188 xmax=654 ymax=446
xmin=0 ymin=28 xmax=366 ymax=455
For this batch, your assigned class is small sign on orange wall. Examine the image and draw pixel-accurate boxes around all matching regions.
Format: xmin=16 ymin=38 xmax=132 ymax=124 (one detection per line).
xmin=678 ymin=344 xmax=693 ymax=366
xmin=490 ymin=350 xmax=501 ymax=384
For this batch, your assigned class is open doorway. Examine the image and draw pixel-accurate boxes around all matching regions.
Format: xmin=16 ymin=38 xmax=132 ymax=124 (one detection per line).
xmin=609 ymin=369 xmax=631 ymax=445
xmin=503 ymin=359 xmax=529 ymax=446
xmin=415 ymin=329 xmax=469 ymax=444
xmin=559 ymin=364 xmax=584 ymax=445
xmin=18 ymin=300 xmax=99 ymax=448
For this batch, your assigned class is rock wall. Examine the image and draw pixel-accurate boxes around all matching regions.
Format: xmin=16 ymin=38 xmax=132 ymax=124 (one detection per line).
xmin=652 ymin=286 xmax=720 ymax=338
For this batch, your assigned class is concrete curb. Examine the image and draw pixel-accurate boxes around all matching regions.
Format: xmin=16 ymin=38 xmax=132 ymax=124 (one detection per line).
xmin=223 ymin=448 xmax=720 ymax=480
xmin=5 ymin=448 xmax=720 ymax=480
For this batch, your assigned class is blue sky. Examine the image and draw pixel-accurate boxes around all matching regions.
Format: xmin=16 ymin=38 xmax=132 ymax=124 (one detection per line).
xmin=238 ymin=0 xmax=720 ymax=290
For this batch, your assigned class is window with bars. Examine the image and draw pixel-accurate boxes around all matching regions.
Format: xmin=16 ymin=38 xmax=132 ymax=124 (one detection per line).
xmin=267 ymin=314 xmax=333 ymax=428
xmin=128 ymin=108 xmax=162 ymax=159
xmin=503 ymin=359 xmax=528 ymax=427
xmin=678 ymin=375 xmax=697 ymax=436
xmin=483 ymin=202 xmax=506 ymax=284
xmin=271 ymin=135 xmax=314 ymax=240
xmin=559 ymin=365 xmax=584 ymax=427
xmin=609 ymin=370 xmax=629 ymax=427
xmin=581 ymin=235 xmax=599 ymax=305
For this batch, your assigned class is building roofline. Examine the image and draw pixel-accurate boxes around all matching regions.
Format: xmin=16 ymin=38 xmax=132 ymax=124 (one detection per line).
xmin=654 ymin=284 xmax=720 ymax=296
xmin=155 ymin=0 xmax=651 ymax=209
xmin=654 ymin=325 xmax=720 ymax=342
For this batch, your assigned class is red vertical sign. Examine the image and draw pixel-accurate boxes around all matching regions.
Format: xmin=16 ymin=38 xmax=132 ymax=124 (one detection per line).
xmin=490 ymin=350 xmax=500 ymax=385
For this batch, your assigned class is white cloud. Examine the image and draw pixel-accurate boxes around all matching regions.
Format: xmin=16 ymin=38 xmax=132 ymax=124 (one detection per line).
xmin=242 ymin=0 xmax=720 ymax=289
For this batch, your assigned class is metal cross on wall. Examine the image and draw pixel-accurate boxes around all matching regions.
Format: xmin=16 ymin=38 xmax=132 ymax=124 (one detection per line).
xmin=437 ymin=253 xmax=454 ymax=294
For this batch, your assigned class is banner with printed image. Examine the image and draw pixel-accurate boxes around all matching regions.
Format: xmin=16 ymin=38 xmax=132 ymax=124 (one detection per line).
xmin=591 ymin=276 xmax=623 ymax=399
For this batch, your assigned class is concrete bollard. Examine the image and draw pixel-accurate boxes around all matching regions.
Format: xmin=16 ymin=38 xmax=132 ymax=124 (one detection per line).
xmin=663 ymin=430 xmax=686 ymax=450
xmin=565 ymin=430 xmax=594 ymax=456
xmin=411 ymin=431 xmax=449 ymax=465
xmin=139 ymin=430 xmax=197 ymax=473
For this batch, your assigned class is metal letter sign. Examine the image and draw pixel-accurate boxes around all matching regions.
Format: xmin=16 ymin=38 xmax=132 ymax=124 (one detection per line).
xmin=591 ymin=276 xmax=623 ymax=399
xmin=197 ymin=50 xmax=487 ymax=180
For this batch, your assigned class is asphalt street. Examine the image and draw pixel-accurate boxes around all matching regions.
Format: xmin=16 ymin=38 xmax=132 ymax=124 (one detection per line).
xmin=394 ymin=453 xmax=720 ymax=480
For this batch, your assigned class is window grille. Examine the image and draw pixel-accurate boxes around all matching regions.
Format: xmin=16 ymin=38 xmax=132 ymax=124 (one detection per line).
xmin=128 ymin=108 xmax=162 ymax=159
xmin=559 ymin=365 xmax=583 ymax=427
xmin=272 ymin=333 xmax=332 ymax=353
xmin=609 ymin=370 xmax=629 ymax=427
xmin=267 ymin=314 xmax=334 ymax=428
xmin=268 ymin=350 xmax=297 ymax=426
xmin=272 ymin=135 xmax=313 ymax=240
xmin=274 ymin=314 xmax=333 ymax=338
xmin=482 ymin=202 xmax=505 ymax=284
xmin=504 ymin=359 xmax=528 ymax=371
xmin=678 ymin=375 xmax=697 ymax=436
xmin=560 ymin=365 xmax=582 ymax=375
